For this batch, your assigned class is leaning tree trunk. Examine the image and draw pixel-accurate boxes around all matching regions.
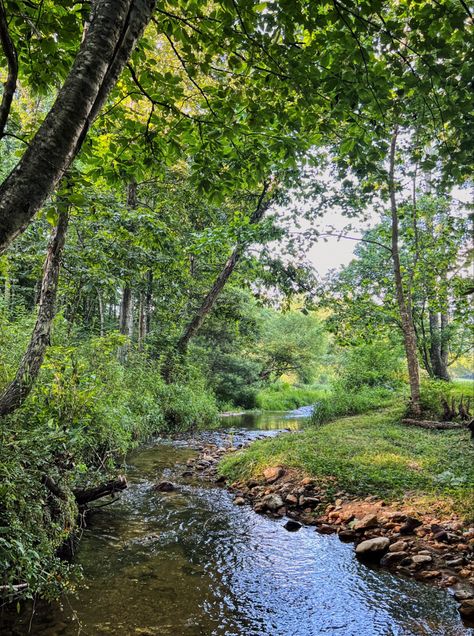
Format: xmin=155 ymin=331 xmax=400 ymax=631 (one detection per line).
xmin=176 ymin=184 xmax=273 ymax=356
xmin=163 ymin=184 xmax=273 ymax=382
xmin=389 ymin=131 xmax=421 ymax=416
xmin=0 ymin=0 xmax=155 ymax=252
xmin=0 ymin=210 xmax=69 ymax=416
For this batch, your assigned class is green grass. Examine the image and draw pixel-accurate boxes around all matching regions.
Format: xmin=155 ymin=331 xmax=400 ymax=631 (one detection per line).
xmin=311 ymin=386 xmax=398 ymax=424
xmin=256 ymin=382 xmax=329 ymax=411
xmin=220 ymin=405 xmax=474 ymax=520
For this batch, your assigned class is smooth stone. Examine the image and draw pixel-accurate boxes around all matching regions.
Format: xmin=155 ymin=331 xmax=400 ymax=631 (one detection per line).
xmin=355 ymin=537 xmax=390 ymax=559
xmin=459 ymin=599 xmax=474 ymax=619
xmin=380 ymin=551 xmax=408 ymax=566
xmin=412 ymin=554 xmax=432 ymax=565
xmin=389 ymin=540 xmax=408 ymax=552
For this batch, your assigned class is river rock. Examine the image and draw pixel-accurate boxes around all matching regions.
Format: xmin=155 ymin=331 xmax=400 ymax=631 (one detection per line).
xmin=263 ymin=466 xmax=285 ymax=484
xmin=354 ymin=514 xmax=378 ymax=530
xmin=262 ymin=493 xmax=284 ymax=511
xmin=380 ymin=551 xmax=408 ymax=566
xmin=316 ymin=524 xmax=336 ymax=535
xmin=234 ymin=497 xmax=246 ymax=505
xmin=152 ymin=481 xmax=176 ymax=492
xmin=389 ymin=540 xmax=408 ymax=552
xmin=338 ymin=529 xmax=356 ymax=542
xmin=284 ymin=520 xmax=302 ymax=532
xmin=355 ymin=537 xmax=390 ymax=559
xmin=400 ymin=516 xmax=422 ymax=535
xmin=411 ymin=554 xmax=432 ymax=566
xmin=285 ymin=493 xmax=298 ymax=505
xmin=454 ymin=588 xmax=474 ymax=601
xmin=459 ymin=599 xmax=474 ymax=619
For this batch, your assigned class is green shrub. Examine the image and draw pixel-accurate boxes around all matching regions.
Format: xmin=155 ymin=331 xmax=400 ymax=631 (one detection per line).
xmin=311 ymin=385 xmax=396 ymax=425
xmin=256 ymin=382 xmax=328 ymax=411
xmin=338 ymin=341 xmax=404 ymax=391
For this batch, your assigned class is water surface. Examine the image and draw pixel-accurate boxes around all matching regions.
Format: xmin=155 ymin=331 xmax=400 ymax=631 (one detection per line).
xmin=5 ymin=410 xmax=472 ymax=635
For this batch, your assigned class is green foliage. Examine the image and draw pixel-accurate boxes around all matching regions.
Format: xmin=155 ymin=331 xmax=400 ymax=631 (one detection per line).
xmin=0 ymin=314 xmax=217 ymax=600
xmin=418 ymin=378 xmax=472 ymax=420
xmin=311 ymin=386 xmax=396 ymax=425
xmin=220 ymin=407 xmax=474 ymax=520
xmin=337 ymin=341 xmax=405 ymax=391
xmin=256 ymin=382 xmax=328 ymax=411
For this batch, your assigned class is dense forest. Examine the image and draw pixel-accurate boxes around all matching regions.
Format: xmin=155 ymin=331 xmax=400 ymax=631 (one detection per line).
xmin=0 ymin=0 xmax=473 ymax=631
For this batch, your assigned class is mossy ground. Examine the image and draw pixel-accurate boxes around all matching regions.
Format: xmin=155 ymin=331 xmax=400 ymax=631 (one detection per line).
xmin=219 ymin=406 xmax=474 ymax=521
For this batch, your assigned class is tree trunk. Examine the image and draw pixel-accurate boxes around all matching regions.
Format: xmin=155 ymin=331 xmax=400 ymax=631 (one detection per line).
xmin=0 ymin=0 xmax=155 ymax=252
xmin=97 ymin=289 xmax=105 ymax=337
xmin=429 ymin=310 xmax=450 ymax=380
xmin=389 ymin=131 xmax=421 ymax=416
xmin=145 ymin=270 xmax=153 ymax=334
xmin=175 ymin=184 xmax=273 ymax=356
xmin=0 ymin=210 xmax=69 ymax=416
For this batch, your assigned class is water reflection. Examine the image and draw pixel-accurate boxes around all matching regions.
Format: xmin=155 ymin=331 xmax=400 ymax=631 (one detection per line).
xmin=4 ymin=412 xmax=471 ymax=635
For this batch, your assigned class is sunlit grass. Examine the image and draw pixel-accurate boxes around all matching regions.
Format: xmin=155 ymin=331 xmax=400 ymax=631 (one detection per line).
xmin=220 ymin=405 xmax=474 ymax=520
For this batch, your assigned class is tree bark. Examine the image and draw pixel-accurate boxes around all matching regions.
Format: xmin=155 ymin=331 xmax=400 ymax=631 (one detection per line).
xmin=0 ymin=0 xmax=18 ymax=139
xmin=175 ymin=184 xmax=273 ymax=356
xmin=0 ymin=210 xmax=69 ymax=416
xmin=389 ymin=131 xmax=421 ymax=416
xmin=97 ymin=289 xmax=105 ymax=337
xmin=429 ymin=310 xmax=450 ymax=381
xmin=0 ymin=0 xmax=155 ymax=252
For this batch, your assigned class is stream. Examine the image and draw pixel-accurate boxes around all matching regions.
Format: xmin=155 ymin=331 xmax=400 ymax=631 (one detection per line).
xmin=5 ymin=410 xmax=473 ymax=635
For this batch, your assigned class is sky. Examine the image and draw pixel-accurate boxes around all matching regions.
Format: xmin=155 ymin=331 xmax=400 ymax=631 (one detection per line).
xmin=286 ymin=185 xmax=472 ymax=278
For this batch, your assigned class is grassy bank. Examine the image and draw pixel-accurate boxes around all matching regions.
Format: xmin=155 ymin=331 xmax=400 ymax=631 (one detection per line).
xmin=219 ymin=406 xmax=474 ymax=521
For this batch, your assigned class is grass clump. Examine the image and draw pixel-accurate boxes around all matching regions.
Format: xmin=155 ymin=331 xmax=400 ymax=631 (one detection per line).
xmin=256 ymin=382 xmax=328 ymax=411
xmin=311 ymin=385 xmax=397 ymax=425
xmin=220 ymin=406 xmax=474 ymax=520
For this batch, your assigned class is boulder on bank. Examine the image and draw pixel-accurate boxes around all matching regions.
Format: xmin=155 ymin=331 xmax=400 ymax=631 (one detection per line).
xmin=262 ymin=493 xmax=284 ymax=511
xmin=263 ymin=466 xmax=285 ymax=484
xmin=355 ymin=537 xmax=390 ymax=560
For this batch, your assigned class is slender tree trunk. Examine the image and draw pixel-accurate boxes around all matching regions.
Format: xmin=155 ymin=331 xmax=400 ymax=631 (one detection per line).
xmin=389 ymin=131 xmax=421 ymax=416
xmin=0 ymin=210 xmax=69 ymax=416
xmin=440 ymin=311 xmax=450 ymax=379
xmin=145 ymin=270 xmax=153 ymax=335
xmin=97 ymin=290 xmax=105 ymax=337
xmin=0 ymin=0 xmax=155 ymax=252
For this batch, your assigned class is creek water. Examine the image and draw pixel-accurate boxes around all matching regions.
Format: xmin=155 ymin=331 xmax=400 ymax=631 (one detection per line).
xmin=5 ymin=410 xmax=473 ymax=635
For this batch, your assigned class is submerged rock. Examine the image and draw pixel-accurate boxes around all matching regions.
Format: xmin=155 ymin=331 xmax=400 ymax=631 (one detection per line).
xmin=284 ymin=520 xmax=302 ymax=532
xmin=152 ymin=481 xmax=176 ymax=492
xmin=459 ymin=599 xmax=474 ymax=619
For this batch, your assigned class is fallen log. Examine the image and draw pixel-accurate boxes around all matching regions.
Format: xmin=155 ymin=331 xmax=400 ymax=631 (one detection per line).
xmin=73 ymin=475 xmax=127 ymax=505
xmin=401 ymin=419 xmax=465 ymax=430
